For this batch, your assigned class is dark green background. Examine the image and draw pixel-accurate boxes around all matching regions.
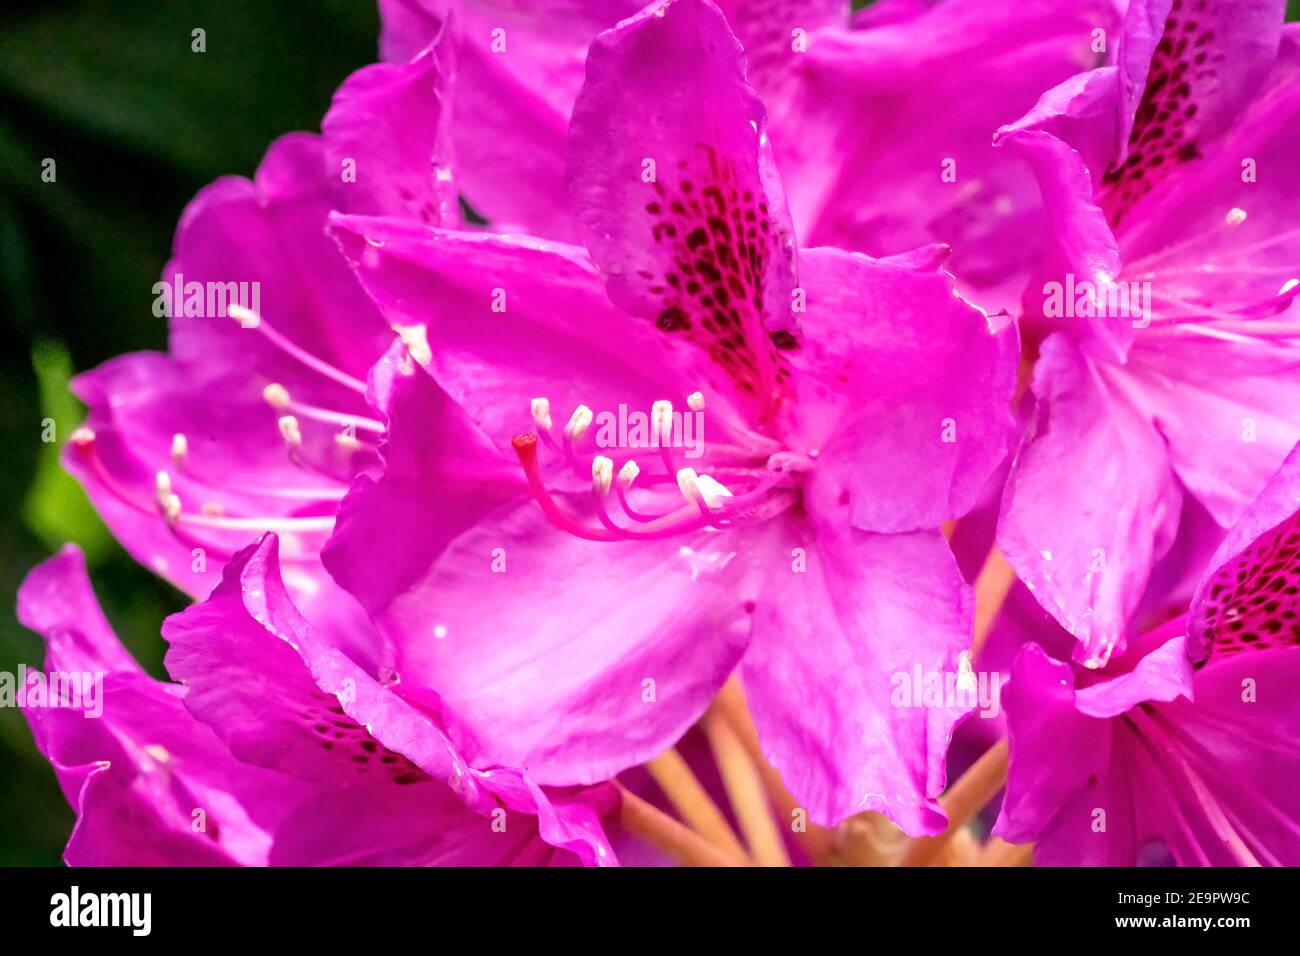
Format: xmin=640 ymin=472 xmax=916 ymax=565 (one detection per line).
xmin=1 ymin=0 xmax=1298 ymax=866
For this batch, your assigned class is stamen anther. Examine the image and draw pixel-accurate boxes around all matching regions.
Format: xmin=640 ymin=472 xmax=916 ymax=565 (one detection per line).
xmin=676 ymin=467 xmax=701 ymax=506
xmin=263 ymin=382 xmax=292 ymax=411
xmin=227 ymin=304 xmax=260 ymax=329
xmin=686 ymin=391 xmax=705 ymax=412
xmin=618 ymin=460 xmax=640 ymax=488
xmin=565 ymin=405 xmax=594 ymax=442
xmin=592 ymin=456 xmax=614 ymax=495
xmin=171 ymin=433 xmax=188 ymax=468
xmin=155 ymin=471 xmax=173 ymax=507
xmin=155 ymin=471 xmax=182 ymax=524
xmin=531 ymin=397 xmax=553 ymax=432
xmin=278 ymin=415 xmax=303 ymax=448
xmin=695 ymin=474 xmax=734 ymax=511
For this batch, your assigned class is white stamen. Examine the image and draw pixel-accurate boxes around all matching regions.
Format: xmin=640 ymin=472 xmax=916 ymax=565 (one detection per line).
xmin=1225 ymin=207 xmax=1247 ymax=227
xmin=227 ymin=304 xmax=260 ymax=328
xmin=591 ymin=455 xmax=614 ymax=495
xmin=531 ymin=397 xmax=553 ymax=432
xmin=278 ymin=415 xmax=303 ymax=447
xmin=171 ymin=432 xmax=188 ymax=468
xmin=564 ymin=405 xmax=593 ymax=441
xmin=334 ymin=431 xmax=362 ymax=452
xmin=1280 ymin=278 xmax=1299 ymax=296
xmin=161 ymin=493 xmax=182 ymax=524
xmin=70 ymin=426 xmax=95 ymax=447
xmin=393 ymin=323 xmax=432 ymax=365
xmin=676 ymin=467 xmax=701 ymax=506
xmin=652 ymin=400 xmax=674 ymax=444
xmin=263 ymin=382 xmax=292 ymax=411
xmin=686 ymin=391 xmax=705 ymax=412
xmin=155 ymin=471 xmax=173 ymax=507
xmin=695 ymin=474 xmax=734 ymax=511
xmin=617 ymin=460 xmax=640 ymax=488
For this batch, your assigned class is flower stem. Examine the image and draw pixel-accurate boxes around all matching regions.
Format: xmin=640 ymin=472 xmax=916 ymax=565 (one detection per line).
xmin=896 ymin=738 xmax=1010 ymax=867
xmin=617 ymin=785 xmax=746 ymax=867
xmin=701 ymin=709 xmax=791 ymax=866
xmin=972 ymin=546 xmax=1017 ymax=659
xmin=979 ymin=836 xmax=1034 ymax=867
xmin=645 ymin=748 xmax=750 ymax=864
xmin=713 ymin=679 xmax=836 ymax=865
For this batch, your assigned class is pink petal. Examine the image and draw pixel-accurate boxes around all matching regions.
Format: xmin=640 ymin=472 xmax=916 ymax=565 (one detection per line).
xmin=568 ymin=0 xmax=799 ymax=421
xmin=1188 ymin=441 xmax=1300 ymax=662
xmin=788 ymin=245 xmax=1018 ymax=533
xmin=163 ymin=533 xmax=618 ymax=864
xmin=774 ymin=0 xmax=1119 ymax=309
xmin=741 ymin=516 xmax=973 ymax=832
xmin=998 ymin=333 xmax=1183 ymax=668
xmin=322 ymin=40 xmax=460 ymax=225
xmin=18 ymin=547 xmax=310 ymax=866
xmin=329 ymin=215 xmax=758 ymax=445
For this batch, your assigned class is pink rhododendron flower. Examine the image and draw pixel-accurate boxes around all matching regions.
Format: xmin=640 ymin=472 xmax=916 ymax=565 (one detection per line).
xmin=18 ymin=541 xmax=617 ymax=866
xmin=997 ymin=442 xmax=1300 ymax=865
xmin=62 ymin=42 xmax=458 ymax=666
xmin=323 ymin=0 xmax=1017 ymax=830
xmin=768 ymin=0 xmax=1121 ymax=312
xmin=996 ymin=0 xmax=1300 ymax=666
xmin=17 ymin=0 xmax=1300 ymax=873
xmin=380 ymin=0 xmax=1118 ymax=312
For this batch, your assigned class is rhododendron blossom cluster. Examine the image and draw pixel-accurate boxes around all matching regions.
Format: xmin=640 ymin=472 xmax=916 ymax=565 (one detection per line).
xmin=18 ymin=0 xmax=1300 ymax=868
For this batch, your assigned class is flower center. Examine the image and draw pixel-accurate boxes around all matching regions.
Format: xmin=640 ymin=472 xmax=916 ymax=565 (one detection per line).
xmin=511 ymin=393 xmax=801 ymax=543
xmin=69 ymin=305 xmax=388 ymax=555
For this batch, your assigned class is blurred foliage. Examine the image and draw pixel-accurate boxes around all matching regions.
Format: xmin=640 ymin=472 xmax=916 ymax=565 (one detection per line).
xmin=0 ymin=0 xmax=379 ymax=866
xmin=24 ymin=341 xmax=110 ymax=558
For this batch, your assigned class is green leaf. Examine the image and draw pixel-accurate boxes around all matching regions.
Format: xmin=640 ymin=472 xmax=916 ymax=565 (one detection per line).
xmin=22 ymin=341 xmax=110 ymax=559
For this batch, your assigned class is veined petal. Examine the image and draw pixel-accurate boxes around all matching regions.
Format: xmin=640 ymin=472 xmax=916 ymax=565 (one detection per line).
xmin=167 ymin=134 xmax=395 ymax=389
xmin=569 ymin=0 xmax=799 ymax=423
xmin=163 ymin=533 xmax=618 ymax=865
xmin=322 ymin=38 xmax=460 ymax=226
xmin=1128 ymin=333 xmax=1300 ymax=529
xmin=1103 ymin=0 xmax=1286 ymax=227
xmin=789 ymin=245 xmax=1018 ymax=533
xmin=18 ymin=547 xmax=309 ymax=866
xmin=741 ymin=517 xmax=974 ymax=832
xmin=1188 ymin=441 xmax=1300 ymax=662
xmin=998 ymin=333 xmax=1183 ymax=668
xmin=774 ymin=0 xmax=1116 ymax=306
xmin=344 ymin=495 xmax=761 ymax=785
xmin=329 ymin=215 xmax=759 ymax=445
